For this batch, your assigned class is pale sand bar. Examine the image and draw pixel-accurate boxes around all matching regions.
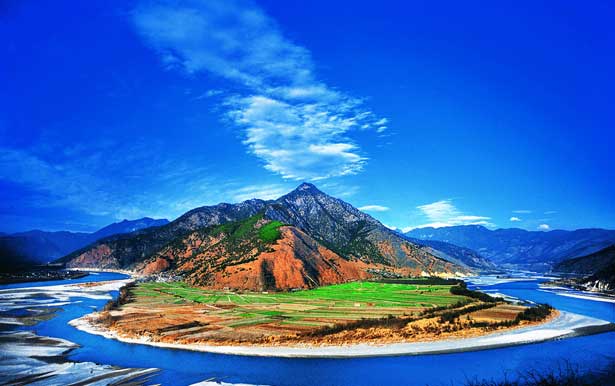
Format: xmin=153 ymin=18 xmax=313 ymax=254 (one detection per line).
xmin=69 ymin=310 xmax=614 ymax=358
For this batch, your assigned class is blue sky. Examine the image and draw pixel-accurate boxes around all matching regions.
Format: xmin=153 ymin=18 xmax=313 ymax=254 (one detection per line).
xmin=1 ymin=0 xmax=614 ymax=233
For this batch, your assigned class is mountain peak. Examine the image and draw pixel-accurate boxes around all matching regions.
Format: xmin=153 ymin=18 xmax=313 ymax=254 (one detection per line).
xmin=283 ymin=182 xmax=324 ymax=198
xmin=296 ymin=182 xmax=318 ymax=192
xmin=61 ymin=183 xmax=469 ymax=287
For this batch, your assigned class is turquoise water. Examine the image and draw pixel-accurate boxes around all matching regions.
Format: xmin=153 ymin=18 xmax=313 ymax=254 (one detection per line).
xmin=4 ymin=275 xmax=615 ymax=385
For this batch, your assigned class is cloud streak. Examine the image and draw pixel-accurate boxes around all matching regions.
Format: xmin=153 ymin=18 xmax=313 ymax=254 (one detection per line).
xmin=231 ymin=184 xmax=288 ymax=202
xmin=133 ymin=0 xmax=386 ymax=180
xmin=403 ymin=199 xmax=493 ymax=231
xmin=358 ymin=205 xmax=390 ymax=212
xmin=0 ymin=142 xmax=263 ymax=229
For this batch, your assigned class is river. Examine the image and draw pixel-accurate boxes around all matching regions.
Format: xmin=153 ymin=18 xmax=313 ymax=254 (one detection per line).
xmin=1 ymin=273 xmax=614 ymax=385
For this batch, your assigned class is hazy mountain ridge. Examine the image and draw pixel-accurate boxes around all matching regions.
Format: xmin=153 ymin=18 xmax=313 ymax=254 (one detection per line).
xmin=61 ymin=183 xmax=467 ymax=289
xmin=0 ymin=218 xmax=169 ymax=271
xmin=407 ymin=225 xmax=615 ymax=271
xmin=403 ymin=236 xmax=495 ymax=270
xmin=91 ymin=218 xmax=169 ymax=240
xmin=555 ymin=245 xmax=615 ymax=274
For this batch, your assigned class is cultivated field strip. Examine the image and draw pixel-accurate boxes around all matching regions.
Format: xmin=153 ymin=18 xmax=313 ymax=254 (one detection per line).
xmin=114 ymin=281 xmax=467 ymax=340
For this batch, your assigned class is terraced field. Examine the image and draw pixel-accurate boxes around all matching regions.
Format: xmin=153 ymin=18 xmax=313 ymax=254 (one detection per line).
xmin=105 ymin=281 xmax=469 ymax=342
xmin=141 ymin=281 xmax=459 ymax=322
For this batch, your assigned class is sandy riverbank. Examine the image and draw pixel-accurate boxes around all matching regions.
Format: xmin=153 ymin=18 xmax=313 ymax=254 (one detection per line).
xmin=538 ymin=285 xmax=615 ymax=304
xmin=67 ymin=267 xmax=139 ymax=276
xmin=69 ymin=310 xmax=614 ymax=358
xmin=0 ymin=278 xmax=157 ymax=385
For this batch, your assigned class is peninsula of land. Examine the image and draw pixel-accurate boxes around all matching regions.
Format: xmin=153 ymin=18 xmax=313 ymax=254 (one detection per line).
xmin=67 ymin=277 xmax=614 ymax=358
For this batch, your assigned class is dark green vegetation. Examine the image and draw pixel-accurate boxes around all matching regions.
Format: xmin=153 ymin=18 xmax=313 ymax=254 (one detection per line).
xmin=438 ymin=303 xmax=497 ymax=323
xmin=515 ymin=304 xmax=553 ymax=322
xmin=212 ymin=213 xmax=261 ymax=241
xmin=258 ymin=220 xmax=284 ymax=243
xmin=462 ymin=361 xmax=615 ymax=386
xmin=209 ymin=213 xmax=282 ymax=246
xmin=103 ymin=282 xmax=137 ymax=311
xmin=450 ymin=282 xmax=498 ymax=302
xmin=426 ymin=286 xmax=552 ymax=328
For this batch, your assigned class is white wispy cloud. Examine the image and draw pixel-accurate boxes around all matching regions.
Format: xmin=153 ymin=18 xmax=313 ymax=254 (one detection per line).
xmin=133 ymin=0 xmax=386 ymax=180
xmin=513 ymin=209 xmax=532 ymax=214
xmin=0 ymin=142 xmax=278 ymax=227
xmin=316 ymin=181 xmax=360 ymax=198
xmin=358 ymin=205 xmax=390 ymax=212
xmin=403 ymin=199 xmax=493 ymax=232
xmin=374 ymin=118 xmax=388 ymax=126
xmin=538 ymin=223 xmax=550 ymax=230
xmin=0 ymin=146 xmax=153 ymax=220
xmin=510 ymin=216 xmax=522 ymax=222
xmin=544 ymin=210 xmax=557 ymax=215
xmin=194 ymin=89 xmax=223 ymax=100
xmin=231 ymin=184 xmax=288 ymax=202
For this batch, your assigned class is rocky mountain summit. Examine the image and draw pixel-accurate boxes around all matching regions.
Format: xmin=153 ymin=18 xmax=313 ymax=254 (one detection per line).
xmin=61 ymin=183 xmax=468 ymax=290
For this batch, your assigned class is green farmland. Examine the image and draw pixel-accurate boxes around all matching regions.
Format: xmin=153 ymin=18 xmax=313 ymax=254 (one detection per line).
xmin=124 ymin=281 xmax=468 ymax=335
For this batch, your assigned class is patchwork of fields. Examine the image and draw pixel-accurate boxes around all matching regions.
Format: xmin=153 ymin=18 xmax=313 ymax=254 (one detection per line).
xmin=106 ymin=281 xmax=469 ymax=342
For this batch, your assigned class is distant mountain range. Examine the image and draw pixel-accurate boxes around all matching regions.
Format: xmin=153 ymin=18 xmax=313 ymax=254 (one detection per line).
xmin=0 ymin=218 xmax=169 ymax=271
xmin=9 ymin=183 xmax=613 ymax=286
xmin=403 ymin=236 xmax=495 ymax=270
xmin=406 ymin=225 xmax=615 ymax=271
xmin=90 ymin=218 xmax=170 ymax=240
xmin=555 ymin=245 xmax=615 ymax=275
xmin=60 ymin=183 xmax=469 ymax=290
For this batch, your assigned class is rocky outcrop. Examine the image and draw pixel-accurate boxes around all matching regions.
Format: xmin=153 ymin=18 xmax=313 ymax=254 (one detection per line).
xmin=192 ymin=227 xmax=372 ymax=291
xmin=66 ymin=244 xmax=117 ymax=269
xmin=555 ymin=245 xmax=615 ymax=292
